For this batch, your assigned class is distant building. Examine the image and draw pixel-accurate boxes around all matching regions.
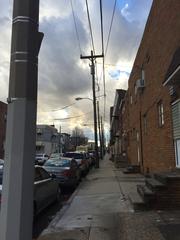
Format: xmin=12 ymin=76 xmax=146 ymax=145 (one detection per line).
xmin=36 ymin=125 xmax=59 ymax=155
xmin=61 ymin=133 xmax=72 ymax=152
xmin=70 ymin=136 xmax=88 ymax=150
xmin=109 ymin=89 xmax=126 ymax=162
xmin=0 ymin=101 xmax=7 ymax=159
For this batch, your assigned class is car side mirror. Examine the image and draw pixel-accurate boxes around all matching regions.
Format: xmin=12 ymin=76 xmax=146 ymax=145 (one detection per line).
xmin=51 ymin=174 xmax=56 ymax=179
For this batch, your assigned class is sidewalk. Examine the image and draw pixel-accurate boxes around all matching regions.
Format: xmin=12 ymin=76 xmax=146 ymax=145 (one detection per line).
xmin=38 ymin=154 xmax=176 ymax=240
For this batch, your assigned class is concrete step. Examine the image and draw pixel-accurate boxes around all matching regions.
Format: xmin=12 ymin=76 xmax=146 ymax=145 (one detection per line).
xmin=145 ymin=178 xmax=166 ymax=191
xmin=128 ymin=192 xmax=146 ymax=211
xmin=153 ymin=173 xmax=168 ymax=185
xmin=123 ymin=165 xmax=141 ymax=174
xmin=137 ymin=184 xmax=155 ymax=202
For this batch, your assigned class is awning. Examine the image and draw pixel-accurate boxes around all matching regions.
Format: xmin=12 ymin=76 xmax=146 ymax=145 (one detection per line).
xmin=163 ymin=47 xmax=180 ymax=86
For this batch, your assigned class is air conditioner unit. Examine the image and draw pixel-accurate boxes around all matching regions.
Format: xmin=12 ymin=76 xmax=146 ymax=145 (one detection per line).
xmin=136 ymin=78 xmax=145 ymax=89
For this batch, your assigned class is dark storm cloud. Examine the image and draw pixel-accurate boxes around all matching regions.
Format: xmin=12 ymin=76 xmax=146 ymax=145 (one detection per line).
xmin=38 ymin=15 xmax=91 ymax=108
xmin=0 ymin=0 xmax=153 ymax=136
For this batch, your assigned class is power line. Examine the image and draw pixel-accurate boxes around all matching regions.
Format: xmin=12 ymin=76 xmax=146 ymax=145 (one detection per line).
xmin=85 ymin=0 xmax=95 ymax=53
xmin=54 ymin=111 xmax=92 ymax=121
xmin=99 ymin=0 xmax=117 ymax=122
xmin=99 ymin=0 xmax=106 ymax=122
xmin=70 ymin=0 xmax=82 ymax=54
xmin=52 ymin=103 xmax=76 ymax=112
xmin=105 ymin=0 xmax=117 ymax=58
xmin=85 ymin=0 xmax=100 ymax=92
xmin=99 ymin=0 xmax=104 ymax=55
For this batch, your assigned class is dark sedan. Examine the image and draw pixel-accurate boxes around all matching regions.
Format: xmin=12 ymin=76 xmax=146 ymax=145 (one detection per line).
xmin=43 ymin=157 xmax=80 ymax=189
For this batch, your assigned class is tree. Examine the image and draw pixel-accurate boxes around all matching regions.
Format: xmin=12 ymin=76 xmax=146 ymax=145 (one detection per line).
xmin=72 ymin=127 xmax=85 ymax=138
xmin=71 ymin=127 xmax=88 ymax=147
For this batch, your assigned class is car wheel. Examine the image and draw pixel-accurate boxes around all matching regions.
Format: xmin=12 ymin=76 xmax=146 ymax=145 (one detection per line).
xmin=55 ymin=187 xmax=62 ymax=202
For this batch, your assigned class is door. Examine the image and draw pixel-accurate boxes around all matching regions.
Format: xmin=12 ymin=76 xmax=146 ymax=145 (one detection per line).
xmin=175 ymin=139 xmax=180 ymax=168
xmin=172 ymin=101 xmax=180 ymax=167
xmin=136 ymin=131 xmax=140 ymax=164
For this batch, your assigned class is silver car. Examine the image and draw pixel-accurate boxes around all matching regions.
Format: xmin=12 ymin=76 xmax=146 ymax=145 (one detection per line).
xmin=43 ymin=157 xmax=81 ymax=189
xmin=0 ymin=166 xmax=61 ymax=216
xmin=35 ymin=154 xmax=49 ymax=165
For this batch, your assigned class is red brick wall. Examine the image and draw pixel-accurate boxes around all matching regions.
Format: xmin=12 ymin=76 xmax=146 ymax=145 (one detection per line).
xmin=0 ymin=102 xmax=7 ymax=159
xmin=123 ymin=0 xmax=180 ymax=173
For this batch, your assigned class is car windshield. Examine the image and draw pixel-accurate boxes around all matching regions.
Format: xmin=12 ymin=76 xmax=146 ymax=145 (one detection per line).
xmin=64 ymin=153 xmax=84 ymax=159
xmin=44 ymin=159 xmax=70 ymax=167
xmin=50 ymin=153 xmax=60 ymax=158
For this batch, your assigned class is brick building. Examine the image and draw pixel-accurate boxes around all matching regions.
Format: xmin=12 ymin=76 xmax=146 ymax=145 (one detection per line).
xmin=0 ymin=101 xmax=7 ymax=159
xmin=111 ymin=0 xmax=180 ymax=174
xmin=110 ymin=89 xmax=126 ymax=163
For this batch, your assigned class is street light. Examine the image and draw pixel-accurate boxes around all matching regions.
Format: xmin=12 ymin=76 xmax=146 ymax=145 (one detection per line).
xmin=75 ymin=95 xmax=104 ymax=102
xmin=75 ymin=97 xmax=93 ymax=102
xmin=75 ymin=96 xmax=99 ymax=168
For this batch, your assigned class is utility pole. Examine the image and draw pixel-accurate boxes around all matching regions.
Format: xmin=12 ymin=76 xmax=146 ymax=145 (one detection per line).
xmin=101 ymin=116 xmax=105 ymax=157
xmin=97 ymin=101 xmax=103 ymax=159
xmin=59 ymin=125 xmax=62 ymax=154
xmin=80 ymin=50 xmax=103 ymax=168
xmin=0 ymin=1 xmax=43 ymax=240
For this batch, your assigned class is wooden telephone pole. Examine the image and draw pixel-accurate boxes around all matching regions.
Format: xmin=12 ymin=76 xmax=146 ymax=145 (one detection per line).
xmin=80 ymin=51 xmax=103 ymax=168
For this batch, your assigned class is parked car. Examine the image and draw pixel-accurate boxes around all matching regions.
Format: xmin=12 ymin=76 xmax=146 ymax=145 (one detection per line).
xmin=43 ymin=157 xmax=80 ymax=189
xmin=50 ymin=153 xmax=64 ymax=159
xmin=0 ymin=166 xmax=61 ymax=216
xmin=0 ymin=159 xmax=4 ymax=169
xmin=88 ymin=150 xmax=96 ymax=165
xmin=35 ymin=153 xmax=49 ymax=165
xmin=75 ymin=151 xmax=92 ymax=168
xmin=64 ymin=152 xmax=89 ymax=176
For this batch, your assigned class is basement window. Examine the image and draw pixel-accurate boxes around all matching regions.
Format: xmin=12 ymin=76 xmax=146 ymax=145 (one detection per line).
xmin=157 ymin=101 xmax=164 ymax=127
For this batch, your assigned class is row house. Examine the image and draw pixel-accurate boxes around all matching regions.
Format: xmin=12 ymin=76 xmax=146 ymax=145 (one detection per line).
xmin=112 ymin=0 xmax=180 ymax=174
xmin=110 ymin=0 xmax=180 ymax=209
xmin=109 ymin=89 xmax=126 ymax=164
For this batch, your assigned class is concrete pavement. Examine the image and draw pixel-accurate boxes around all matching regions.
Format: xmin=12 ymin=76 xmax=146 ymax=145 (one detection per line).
xmin=38 ymin=154 xmax=171 ymax=240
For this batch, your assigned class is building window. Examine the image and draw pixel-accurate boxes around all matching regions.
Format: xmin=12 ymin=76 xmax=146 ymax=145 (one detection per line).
xmin=143 ymin=114 xmax=147 ymax=134
xmin=130 ymin=95 xmax=133 ymax=104
xmin=157 ymin=101 xmax=164 ymax=127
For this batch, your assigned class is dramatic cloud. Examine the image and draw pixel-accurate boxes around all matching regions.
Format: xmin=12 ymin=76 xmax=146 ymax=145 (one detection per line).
xmin=0 ymin=0 xmax=153 ymax=140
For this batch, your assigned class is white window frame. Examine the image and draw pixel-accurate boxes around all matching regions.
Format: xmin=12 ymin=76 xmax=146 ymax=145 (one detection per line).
xmin=158 ymin=102 xmax=164 ymax=127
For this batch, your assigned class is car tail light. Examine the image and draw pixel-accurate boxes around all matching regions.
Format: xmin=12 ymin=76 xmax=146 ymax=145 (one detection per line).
xmin=63 ymin=170 xmax=72 ymax=177
xmin=81 ymin=159 xmax=86 ymax=165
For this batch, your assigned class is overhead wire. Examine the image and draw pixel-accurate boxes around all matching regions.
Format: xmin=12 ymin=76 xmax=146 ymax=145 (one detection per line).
xmin=105 ymin=0 xmax=117 ymax=58
xmin=85 ymin=0 xmax=100 ymax=92
xmin=99 ymin=0 xmax=106 ymax=122
xmin=70 ymin=0 xmax=82 ymax=55
xmin=54 ymin=111 xmax=92 ymax=121
xmin=100 ymin=0 xmax=118 ymax=122
xmin=85 ymin=0 xmax=95 ymax=53
xmin=52 ymin=103 xmax=76 ymax=112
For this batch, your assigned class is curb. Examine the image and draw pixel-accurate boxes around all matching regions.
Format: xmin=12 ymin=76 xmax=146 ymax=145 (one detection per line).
xmin=40 ymin=181 xmax=81 ymax=236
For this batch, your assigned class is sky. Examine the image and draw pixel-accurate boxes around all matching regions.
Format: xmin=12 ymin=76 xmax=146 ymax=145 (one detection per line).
xmin=0 ymin=0 xmax=153 ymax=141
